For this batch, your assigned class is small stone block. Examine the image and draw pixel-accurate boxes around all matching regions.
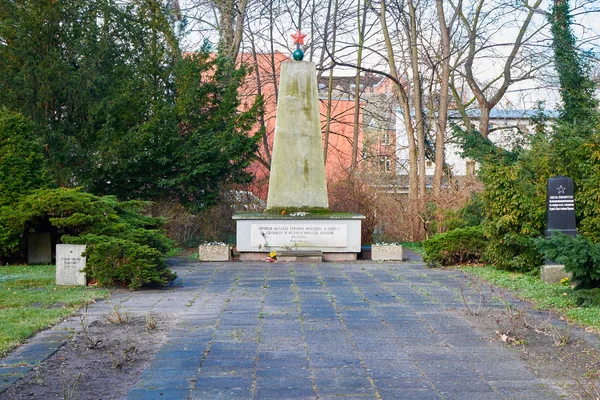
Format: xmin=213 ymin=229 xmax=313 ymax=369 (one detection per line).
xmin=239 ymin=252 xmax=268 ymax=261
xmin=323 ymin=253 xmax=357 ymax=261
xmin=371 ymin=244 xmax=403 ymax=261
xmin=541 ymin=264 xmax=572 ymax=284
xmin=28 ymin=233 xmax=52 ymax=264
xmin=56 ymin=244 xmax=86 ymax=286
xmin=199 ymin=245 xmax=231 ymax=261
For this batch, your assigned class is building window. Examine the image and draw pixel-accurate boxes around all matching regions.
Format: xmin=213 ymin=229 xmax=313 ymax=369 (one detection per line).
xmin=466 ymin=160 xmax=476 ymax=176
xmin=382 ymin=133 xmax=391 ymax=146
xmin=383 ymin=156 xmax=391 ymax=172
xmin=426 ymin=160 xmax=433 ymax=167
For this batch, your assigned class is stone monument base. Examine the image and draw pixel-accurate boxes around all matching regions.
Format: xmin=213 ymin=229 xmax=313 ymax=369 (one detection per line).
xmin=237 ymin=251 xmax=357 ymax=262
xmin=233 ymin=212 xmax=364 ymax=262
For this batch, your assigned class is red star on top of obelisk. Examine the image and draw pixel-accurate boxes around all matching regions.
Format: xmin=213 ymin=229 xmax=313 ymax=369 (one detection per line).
xmin=291 ymin=29 xmax=307 ymax=45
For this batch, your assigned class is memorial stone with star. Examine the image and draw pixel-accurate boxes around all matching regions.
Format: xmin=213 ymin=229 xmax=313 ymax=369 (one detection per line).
xmin=232 ymin=29 xmax=364 ymax=260
xmin=266 ymin=29 xmax=328 ymax=210
xmin=546 ymin=176 xmax=577 ymax=237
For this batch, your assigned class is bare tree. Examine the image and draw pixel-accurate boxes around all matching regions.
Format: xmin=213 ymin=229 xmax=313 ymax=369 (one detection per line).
xmin=432 ymin=0 xmax=454 ymax=197
xmin=351 ymin=0 xmax=368 ymax=168
xmin=450 ymin=0 xmax=545 ymax=138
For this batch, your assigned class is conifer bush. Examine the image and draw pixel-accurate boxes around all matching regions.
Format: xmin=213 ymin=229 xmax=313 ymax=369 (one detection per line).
xmin=537 ymin=232 xmax=600 ymax=289
xmin=422 ymin=226 xmax=487 ymax=266
xmin=0 ymin=188 xmax=175 ymax=289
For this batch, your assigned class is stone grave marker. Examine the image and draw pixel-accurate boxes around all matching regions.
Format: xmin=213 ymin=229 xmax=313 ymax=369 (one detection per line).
xmin=546 ymin=176 xmax=577 ymax=237
xmin=542 ymin=176 xmax=576 ymax=284
xmin=28 ymin=232 xmax=52 ymax=264
xmin=56 ymin=244 xmax=87 ymax=286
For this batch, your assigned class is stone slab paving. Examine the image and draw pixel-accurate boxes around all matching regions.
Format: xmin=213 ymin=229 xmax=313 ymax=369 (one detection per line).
xmin=1 ymin=256 xmax=568 ymax=399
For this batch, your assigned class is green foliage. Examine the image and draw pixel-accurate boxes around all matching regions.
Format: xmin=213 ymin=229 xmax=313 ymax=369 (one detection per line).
xmin=457 ymin=192 xmax=485 ymax=227
xmin=453 ymin=125 xmax=546 ymax=271
xmin=168 ymin=51 xmax=261 ymax=209
xmin=451 ymin=1 xmax=600 ymax=275
xmin=484 ymin=231 xmax=543 ymax=273
xmin=452 ymin=124 xmax=520 ymax=165
xmin=0 ymin=1 xmax=260 ymax=208
xmin=0 ymin=188 xmax=175 ymax=289
xmin=422 ymin=226 xmax=487 ymax=266
xmin=478 ymin=156 xmax=547 ymax=272
xmin=550 ymin=0 xmax=598 ymax=126
xmin=537 ymin=232 xmax=600 ymax=289
xmin=546 ymin=1 xmax=600 ymax=241
xmin=571 ymin=289 xmax=600 ymax=307
xmin=0 ymin=108 xmax=52 ymax=206
xmin=579 ymin=132 xmax=600 ymax=242
xmin=64 ymin=235 xmax=174 ymax=290
xmin=438 ymin=209 xmax=468 ymax=232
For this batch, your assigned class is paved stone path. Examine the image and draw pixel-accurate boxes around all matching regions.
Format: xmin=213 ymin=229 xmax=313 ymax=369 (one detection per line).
xmin=1 ymin=257 xmax=566 ymax=399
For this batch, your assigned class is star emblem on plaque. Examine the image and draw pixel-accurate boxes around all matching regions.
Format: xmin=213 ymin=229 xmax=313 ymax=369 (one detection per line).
xmin=557 ymin=185 xmax=566 ymax=194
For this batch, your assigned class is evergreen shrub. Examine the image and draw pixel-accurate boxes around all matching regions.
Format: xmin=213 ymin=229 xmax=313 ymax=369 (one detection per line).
xmin=64 ymin=235 xmax=173 ymax=290
xmin=0 ymin=188 xmax=175 ymax=289
xmin=571 ymin=289 xmax=600 ymax=307
xmin=537 ymin=232 xmax=600 ymax=289
xmin=422 ymin=226 xmax=487 ymax=266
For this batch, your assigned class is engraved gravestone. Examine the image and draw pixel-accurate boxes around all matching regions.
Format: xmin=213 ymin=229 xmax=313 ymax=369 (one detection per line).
xmin=546 ymin=176 xmax=577 ymax=237
xmin=28 ymin=232 xmax=52 ymax=264
xmin=56 ymin=244 xmax=87 ymax=286
xmin=541 ymin=176 xmax=576 ymax=284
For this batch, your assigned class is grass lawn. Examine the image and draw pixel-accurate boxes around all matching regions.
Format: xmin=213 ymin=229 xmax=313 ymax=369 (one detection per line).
xmin=400 ymin=241 xmax=424 ymax=254
xmin=0 ymin=264 xmax=110 ymax=356
xmin=462 ymin=265 xmax=600 ymax=331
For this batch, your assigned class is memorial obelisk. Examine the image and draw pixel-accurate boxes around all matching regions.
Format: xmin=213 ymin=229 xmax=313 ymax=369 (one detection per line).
xmin=233 ymin=30 xmax=364 ymax=261
xmin=266 ymin=30 xmax=328 ymax=211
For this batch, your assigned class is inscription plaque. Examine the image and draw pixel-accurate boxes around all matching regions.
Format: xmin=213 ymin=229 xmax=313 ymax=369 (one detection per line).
xmin=251 ymin=223 xmax=347 ymax=248
xmin=546 ymin=176 xmax=577 ymax=237
xmin=56 ymin=244 xmax=87 ymax=286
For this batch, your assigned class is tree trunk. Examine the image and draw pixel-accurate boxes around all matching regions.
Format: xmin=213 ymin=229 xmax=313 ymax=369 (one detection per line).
xmin=479 ymin=105 xmax=491 ymax=138
xmin=407 ymin=0 xmax=427 ymax=205
xmin=323 ymin=0 xmax=339 ymax=164
xmin=380 ymin=0 xmax=419 ymax=240
xmin=433 ymin=0 xmax=451 ymax=197
xmin=456 ymin=0 xmax=542 ymax=139
xmin=351 ymin=0 xmax=367 ymax=168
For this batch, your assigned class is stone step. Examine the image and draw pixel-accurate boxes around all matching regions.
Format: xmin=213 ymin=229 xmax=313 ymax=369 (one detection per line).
xmin=277 ymin=250 xmax=323 ymax=263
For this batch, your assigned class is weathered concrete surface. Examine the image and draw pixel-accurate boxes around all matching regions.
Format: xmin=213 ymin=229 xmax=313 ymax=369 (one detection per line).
xmin=372 ymin=244 xmax=404 ymax=261
xmin=56 ymin=244 xmax=87 ymax=286
xmin=541 ymin=264 xmax=573 ymax=284
xmin=266 ymin=61 xmax=328 ymax=210
xmin=198 ymin=245 xmax=231 ymax=262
